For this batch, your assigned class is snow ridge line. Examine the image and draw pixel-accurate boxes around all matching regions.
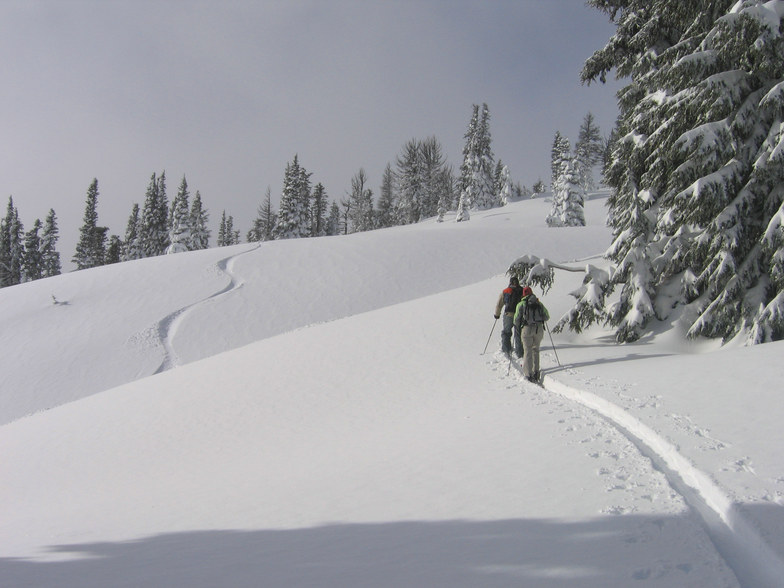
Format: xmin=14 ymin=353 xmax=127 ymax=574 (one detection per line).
xmin=153 ymin=244 xmax=261 ymax=374
xmin=542 ymin=375 xmax=784 ymax=588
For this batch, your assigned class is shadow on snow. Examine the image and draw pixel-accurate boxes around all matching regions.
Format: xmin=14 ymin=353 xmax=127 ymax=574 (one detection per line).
xmin=0 ymin=510 xmax=764 ymax=588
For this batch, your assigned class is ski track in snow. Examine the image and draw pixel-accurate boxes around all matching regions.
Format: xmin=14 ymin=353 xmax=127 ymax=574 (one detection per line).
xmin=496 ymin=353 xmax=784 ymax=588
xmin=152 ymin=244 xmax=260 ymax=374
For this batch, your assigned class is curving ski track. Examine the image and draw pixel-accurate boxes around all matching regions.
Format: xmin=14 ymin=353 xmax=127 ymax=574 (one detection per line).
xmin=152 ymin=244 xmax=260 ymax=374
xmin=503 ymin=355 xmax=783 ymax=588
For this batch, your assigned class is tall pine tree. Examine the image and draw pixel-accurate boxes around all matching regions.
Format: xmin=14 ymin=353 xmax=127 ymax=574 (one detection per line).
xmin=574 ymin=0 xmax=784 ymax=343
xmin=167 ymin=175 xmax=191 ymax=254
xmin=140 ymin=172 xmax=169 ymax=257
xmin=73 ymin=179 xmax=106 ymax=270
xmin=551 ymin=131 xmax=571 ymax=190
xmin=248 ymin=188 xmax=275 ymax=243
xmin=40 ymin=209 xmax=61 ymax=278
xmin=347 ymin=168 xmax=374 ymax=233
xmin=274 ymin=155 xmax=312 ymax=239
xmin=0 ymin=197 xmax=24 ymax=287
xmin=189 ymin=191 xmax=211 ymax=250
xmin=22 ymin=219 xmax=43 ymax=281
xmin=122 ymin=203 xmax=143 ymax=261
xmin=105 ymin=235 xmax=122 ymax=264
xmin=456 ymin=103 xmax=497 ymax=220
xmin=456 ymin=105 xmax=480 ymax=222
xmin=420 ymin=136 xmax=449 ymax=219
xmin=310 ymin=183 xmax=328 ymax=237
xmin=218 ymin=211 xmax=239 ymax=246
xmin=574 ymin=112 xmax=604 ymax=191
xmin=547 ymin=158 xmax=586 ymax=228
xmin=326 ymin=201 xmax=341 ymax=236
xmin=395 ymin=139 xmax=423 ymax=225
xmin=376 ymin=164 xmax=397 ymax=228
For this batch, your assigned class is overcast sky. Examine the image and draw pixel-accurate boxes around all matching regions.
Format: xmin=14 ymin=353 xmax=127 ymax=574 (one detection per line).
xmin=2 ymin=0 xmax=622 ymax=266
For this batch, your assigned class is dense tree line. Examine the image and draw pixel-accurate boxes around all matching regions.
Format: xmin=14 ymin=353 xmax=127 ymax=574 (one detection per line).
xmin=1 ymin=196 xmax=61 ymax=287
xmin=2 ymin=101 xmax=558 ymax=289
xmin=0 ymin=101 xmax=559 ymax=291
xmin=69 ymin=173 xmax=215 ymax=271
xmin=243 ymin=103 xmax=523 ymax=241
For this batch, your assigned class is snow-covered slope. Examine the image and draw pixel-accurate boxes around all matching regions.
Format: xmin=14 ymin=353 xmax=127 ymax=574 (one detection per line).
xmin=1 ymin=195 xmax=782 ymax=587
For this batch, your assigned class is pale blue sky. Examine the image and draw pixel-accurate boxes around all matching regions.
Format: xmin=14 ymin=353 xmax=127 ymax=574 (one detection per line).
xmin=1 ymin=0 xmax=622 ymax=262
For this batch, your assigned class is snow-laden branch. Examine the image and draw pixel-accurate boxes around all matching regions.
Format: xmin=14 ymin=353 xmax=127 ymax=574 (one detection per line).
xmin=507 ymin=254 xmax=615 ymax=335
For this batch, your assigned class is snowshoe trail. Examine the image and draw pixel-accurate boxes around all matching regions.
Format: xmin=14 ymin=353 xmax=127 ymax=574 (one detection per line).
xmin=152 ymin=244 xmax=260 ymax=374
xmin=494 ymin=352 xmax=784 ymax=588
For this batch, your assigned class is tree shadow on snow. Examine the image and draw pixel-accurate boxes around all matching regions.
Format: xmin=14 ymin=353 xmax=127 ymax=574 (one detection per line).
xmin=542 ymin=351 xmax=674 ymax=377
xmin=0 ymin=513 xmax=743 ymax=588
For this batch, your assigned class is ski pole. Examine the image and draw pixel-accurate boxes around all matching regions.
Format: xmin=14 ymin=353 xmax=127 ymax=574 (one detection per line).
xmin=482 ymin=318 xmax=498 ymax=355
xmin=545 ymin=322 xmax=562 ymax=367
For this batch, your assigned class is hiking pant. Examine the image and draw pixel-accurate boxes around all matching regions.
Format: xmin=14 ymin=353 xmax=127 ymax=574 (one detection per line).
xmin=501 ymin=313 xmax=513 ymax=353
xmin=501 ymin=313 xmax=522 ymax=356
xmin=521 ymin=323 xmax=545 ymax=377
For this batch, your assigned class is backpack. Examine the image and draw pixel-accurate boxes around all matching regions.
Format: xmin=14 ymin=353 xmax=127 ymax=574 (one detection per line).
xmin=504 ymin=286 xmax=523 ymax=313
xmin=523 ymin=296 xmax=547 ymax=325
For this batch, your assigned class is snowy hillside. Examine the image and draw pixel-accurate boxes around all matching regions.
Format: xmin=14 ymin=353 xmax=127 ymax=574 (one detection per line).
xmin=1 ymin=195 xmax=783 ymax=587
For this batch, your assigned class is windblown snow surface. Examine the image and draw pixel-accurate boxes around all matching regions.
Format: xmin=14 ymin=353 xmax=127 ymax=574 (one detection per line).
xmin=1 ymin=194 xmax=783 ymax=587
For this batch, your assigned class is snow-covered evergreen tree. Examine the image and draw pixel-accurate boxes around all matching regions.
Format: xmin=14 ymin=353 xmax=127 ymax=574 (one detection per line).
xmin=495 ymin=160 xmax=511 ymax=205
xmin=248 ymin=188 xmax=276 ymax=242
xmin=157 ymin=172 xmax=169 ymax=250
xmin=456 ymin=105 xmax=479 ymax=222
xmin=274 ymin=155 xmax=312 ymax=239
xmin=347 ymin=168 xmax=374 ymax=233
xmin=140 ymin=172 xmax=169 ymax=257
xmin=105 ymin=235 xmax=122 ymax=264
xmin=122 ymin=203 xmax=143 ymax=261
xmin=547 ymin=157 xmax=585 ymax=228
xmin=166 ymin=176 xmax=191 ymax=254
xmin=561 ymin=159 xmax=586 ymax=227
xmin=1 ymin=197 xmax=24 ymax=287
xmin=576 ymin=0 xmax=784 ymax=344
xmin=217 ymin=210 xmax=228 ymax=247
xmin=547 ymin=134 xmax=573 ymax=226
xmin=73 ymin=179 xmax=106 ymax=270
xmin=395 ymin=139 xmax=423 ymax=225
xmin=546 ymin=190 xmax=564 ymax=228
xmin=22 ymin=219 xmax=43 ymax=281
xmin=310 ymin=183 xmax=328 ymax=237
xmin=189 ymin=191 xmax=210 ymax=250
xmin=326 ymin=201 xmax=340 ymax=236
xmin=602 ymin=125 xmax=620 ymax=181
xmin=420 ymin=136 xmax=450 ymax=219
xmin=476 ymin=104 xmax=499 ymax=209
xmin=574 ymin=112 xmax=604 ymax=191
xmin=376 ymin=164 xmax=397 ymax=228
xmin=550 ymin=131 xmax=571 ymax=191
xmin=456 ymin=103 xmax=498 ymax=221
xmin=40 ymin=209 xmax=61 ymax=278
xmin=229 ymin=217 xmax=240 ymax=245
xmin=394 ymin=137 xmax=451 ymax=224
xmin=217 ymin=211 xmax=240 ymax=246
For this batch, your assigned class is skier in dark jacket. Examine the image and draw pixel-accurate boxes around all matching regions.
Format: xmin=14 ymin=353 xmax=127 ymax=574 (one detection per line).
xmin=494 ymin=276 xmax=524 ymax=357
xmin=514 ymin=286 xmax=550 ymax=383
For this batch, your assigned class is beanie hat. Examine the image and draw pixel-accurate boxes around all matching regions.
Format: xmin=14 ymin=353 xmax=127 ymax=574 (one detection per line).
xmin=509 ymin=276 xmax=520 ymax=286
xmin=522 ymin=286 xmax=533 ymax=297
